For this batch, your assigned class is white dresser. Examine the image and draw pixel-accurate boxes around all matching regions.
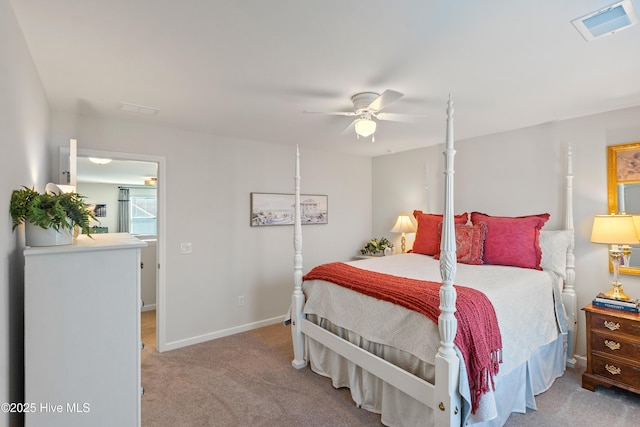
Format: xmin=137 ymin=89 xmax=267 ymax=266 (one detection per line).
xmin=24 ymin=233 xmax=146 ymax=427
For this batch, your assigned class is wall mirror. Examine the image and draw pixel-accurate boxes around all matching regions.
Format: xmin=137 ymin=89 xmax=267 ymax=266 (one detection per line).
xmin=607 ymin=141 xmax=640 ymax=276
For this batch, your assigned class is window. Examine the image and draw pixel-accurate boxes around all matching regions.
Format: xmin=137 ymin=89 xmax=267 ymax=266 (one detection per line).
xmin=130 ymin=188 xmax=157 ymax=236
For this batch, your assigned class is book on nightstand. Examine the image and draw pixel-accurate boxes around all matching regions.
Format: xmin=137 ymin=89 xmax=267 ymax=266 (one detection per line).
xmin=592 ymin=293 xmax=639 ymax=313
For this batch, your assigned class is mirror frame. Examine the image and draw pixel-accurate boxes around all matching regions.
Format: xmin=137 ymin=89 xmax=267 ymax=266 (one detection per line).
xmin=607 ymin=141 xmax=640 ymax=276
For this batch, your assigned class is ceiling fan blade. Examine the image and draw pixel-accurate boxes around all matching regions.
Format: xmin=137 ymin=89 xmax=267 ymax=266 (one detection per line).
xmin=303 ymin=110 xmax=356 ymax=116
xmin=368 ymin=90 xmax=404 ymax=112
xmin=340 ymin=119 xmax=357 ymax=135
xmin=375 ymin=112 xmax=426 ymax=123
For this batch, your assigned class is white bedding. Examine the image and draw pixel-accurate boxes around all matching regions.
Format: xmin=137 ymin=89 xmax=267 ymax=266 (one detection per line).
xmin=301 ymin=253 xmax=566 ymax=425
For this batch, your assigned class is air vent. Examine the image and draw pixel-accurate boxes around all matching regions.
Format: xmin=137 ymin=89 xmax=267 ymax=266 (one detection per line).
xmin=571 ymin=0 xmax=639 ymax=41
xmin=119 ymin=102 xmax=159 ymax=115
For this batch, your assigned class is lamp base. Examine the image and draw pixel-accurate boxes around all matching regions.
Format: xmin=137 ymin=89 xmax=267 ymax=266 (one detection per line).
xmin=604 ymin=283 xmax=632 ymax=301
xmin=605 ymin=250 xmax=631 ymax=301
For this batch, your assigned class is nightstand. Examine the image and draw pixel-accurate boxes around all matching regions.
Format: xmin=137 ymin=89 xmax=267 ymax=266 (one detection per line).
xmin=582 ymin=304 xmax=640 ymax=395
xmin=353 ymin=253 xmax=395 ymax=260
xmin=354 ymin=255 xmax=380 ymax=259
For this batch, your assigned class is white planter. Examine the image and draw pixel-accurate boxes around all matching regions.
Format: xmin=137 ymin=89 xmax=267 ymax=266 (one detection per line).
xmin=25 ymin=222 xmax=73 ymax=246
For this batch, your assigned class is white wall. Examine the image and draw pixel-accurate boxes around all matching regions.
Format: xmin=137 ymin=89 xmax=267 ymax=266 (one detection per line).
xmin=49 ymin=111 xmax=373 ymax=349
xmin=372 ymin=105 xmax=640 ymax=359
xmin=1 ymin=1 xmax=50 ymax=425
xmin=76 ymin=182 xmax=119 ymax=232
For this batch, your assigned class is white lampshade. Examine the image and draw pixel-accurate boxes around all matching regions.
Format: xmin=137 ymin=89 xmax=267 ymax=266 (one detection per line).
xmin=633 ymin=215 xmax=640 ymax=236
xmin=354 ymin=118 xmax=376 ymax=138
xmin=390 ymin=213 xmax=417 ymax=234
xmin=591 ymin=214 xmax=640 ymax=245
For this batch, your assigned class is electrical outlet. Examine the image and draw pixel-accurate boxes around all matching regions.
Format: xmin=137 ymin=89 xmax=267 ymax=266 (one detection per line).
xmin=238 ymin=296 xmax=245 ymax=306
xmin=179 ymin=242 xmax=192 ymax=254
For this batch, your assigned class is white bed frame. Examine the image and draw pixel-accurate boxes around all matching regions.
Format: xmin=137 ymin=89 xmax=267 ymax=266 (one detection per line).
xmin=289 ymin=96 xmax=577 ymax=426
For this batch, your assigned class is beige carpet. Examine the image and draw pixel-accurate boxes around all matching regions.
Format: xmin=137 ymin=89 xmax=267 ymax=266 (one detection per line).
xmin=140 ymin=320 xmax=640 ymax=426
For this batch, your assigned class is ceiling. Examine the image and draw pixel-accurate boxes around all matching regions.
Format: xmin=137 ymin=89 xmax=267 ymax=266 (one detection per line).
xmin=76 ymin=157 xmax=157 ymax=186
xmin=10 ymin=1 xmax=640 ymax=158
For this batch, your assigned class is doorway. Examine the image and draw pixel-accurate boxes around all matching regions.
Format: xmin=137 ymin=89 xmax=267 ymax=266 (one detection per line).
xmin=73 ymin=149 xmax=167 ymax=355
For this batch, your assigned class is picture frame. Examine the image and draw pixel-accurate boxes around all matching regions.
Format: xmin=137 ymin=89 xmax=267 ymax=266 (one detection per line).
xmin=611 ymin=142 xmax=640 ymax=183
xmin=94 ymin=204 xmax=107 ymax=217
xmin=250 ymin=192 xmax=328 ymax=226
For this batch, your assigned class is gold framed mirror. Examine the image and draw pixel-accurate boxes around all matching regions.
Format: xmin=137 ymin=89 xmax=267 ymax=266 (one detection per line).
xmin=607 ymin=142 xmax=640 ymax=276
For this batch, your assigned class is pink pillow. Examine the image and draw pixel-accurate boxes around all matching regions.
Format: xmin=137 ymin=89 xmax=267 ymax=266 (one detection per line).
xmin=470 ymin=212 xmax=550 ymax=270
xmin=412 ymin=210 xmax=468 ymax=256
xmin=434 ymin=222 xmax=487 ymax=265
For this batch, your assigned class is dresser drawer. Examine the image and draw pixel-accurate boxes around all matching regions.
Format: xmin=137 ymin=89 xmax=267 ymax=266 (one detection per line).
xmin=592 ymin=330 xmax=640 ymax=360
xmin=590 ymin=312 xmax=640 ymax=336
xmin=592 ymin=354 xmax=640 ymax=389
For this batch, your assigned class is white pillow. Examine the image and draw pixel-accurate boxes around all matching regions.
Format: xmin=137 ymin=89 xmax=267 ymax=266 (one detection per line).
xmin=539 ymin=230 xmax=573 ymax=279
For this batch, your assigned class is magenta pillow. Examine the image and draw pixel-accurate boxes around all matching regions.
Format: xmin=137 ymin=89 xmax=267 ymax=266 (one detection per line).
xmin=434 ymin=223 xmax=487 ymax=265
xmin=470 ymin=212 xmax=550 ymax=270
xmin=412 ymin=210 xmax=468 ymax=256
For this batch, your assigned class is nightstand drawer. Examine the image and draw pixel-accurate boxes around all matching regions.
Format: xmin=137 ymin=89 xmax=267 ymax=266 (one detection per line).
xmin=583 ymin=305 xmax=640 ymax=395
xmin=590 ymin=311 xmax=640 ymax=336
xmin=592 ymin=331 xmax=640 ymax=360
xmin=592 ymin=354 xmax=640 ymax=389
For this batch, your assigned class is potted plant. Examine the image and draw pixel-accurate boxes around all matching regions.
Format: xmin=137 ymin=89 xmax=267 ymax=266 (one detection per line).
xmin=10 ymin=186 xmax=97 ymax=246
xmin=360 ymin=237 xmax=394 ymax=256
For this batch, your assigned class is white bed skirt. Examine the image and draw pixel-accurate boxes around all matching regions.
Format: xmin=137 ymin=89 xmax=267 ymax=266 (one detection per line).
xmin=306 ymin=316 xmax=566 ymax=427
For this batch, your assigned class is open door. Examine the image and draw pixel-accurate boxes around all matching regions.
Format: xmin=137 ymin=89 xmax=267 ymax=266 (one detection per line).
xmin=58 ymin=138 xmax=77 ymax=188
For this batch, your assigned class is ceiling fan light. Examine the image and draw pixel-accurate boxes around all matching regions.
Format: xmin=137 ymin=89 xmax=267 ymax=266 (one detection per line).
xmin=145 ymin=177 xmax=158 ymax=186
xmin=355 ymin=119 xmax=376 ymax=138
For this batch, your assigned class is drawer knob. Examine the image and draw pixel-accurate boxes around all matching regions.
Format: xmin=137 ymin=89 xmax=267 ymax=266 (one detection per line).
xmin=604 ymin=340 xmax=621 ymax=350
xmin=604 ymin=320 xmax=621 ymax=331
xmin=605 ymin=364 xmax=621 ymax=375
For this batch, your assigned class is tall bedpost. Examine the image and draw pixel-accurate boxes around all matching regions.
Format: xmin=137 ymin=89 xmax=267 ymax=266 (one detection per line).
xmin=563 ymin=144 xmax=577 ymax=367
xmin=434 ymin=95 xmax=461 ymax=426
xmin=291 ymin=145 xmax=306 ymax=369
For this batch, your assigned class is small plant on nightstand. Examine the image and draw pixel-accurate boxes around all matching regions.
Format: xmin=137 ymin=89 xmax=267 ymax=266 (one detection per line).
xmin=360 ymin=237 xmax=394 ymax=256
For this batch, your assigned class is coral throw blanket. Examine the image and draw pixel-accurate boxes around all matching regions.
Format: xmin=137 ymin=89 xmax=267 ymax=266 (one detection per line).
xmin=303 ymin=262 xmax=502 ymax=412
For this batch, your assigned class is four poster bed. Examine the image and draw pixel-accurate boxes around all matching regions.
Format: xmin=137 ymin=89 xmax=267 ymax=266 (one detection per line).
xmin=288 ymin=97 xmax=577 ymax=427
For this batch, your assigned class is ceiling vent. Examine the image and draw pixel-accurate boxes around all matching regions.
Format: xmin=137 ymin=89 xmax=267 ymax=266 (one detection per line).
xmin=119 ymin=102 xmax=159 ymax=115
xmin=571 ymin=0 xmax=639 ymax=41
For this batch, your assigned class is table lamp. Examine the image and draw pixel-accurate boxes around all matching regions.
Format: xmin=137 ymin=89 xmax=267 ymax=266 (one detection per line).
xmin=391 ymin=213 xmax=417 ymax=254
xmin=591 ymin=214 xmax=640 ymax=300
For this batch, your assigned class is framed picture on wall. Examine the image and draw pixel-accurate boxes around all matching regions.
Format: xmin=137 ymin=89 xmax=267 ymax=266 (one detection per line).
xmin=94 ymin=204 xmax=107 ymax=217
xmin=614 ymin=143 xmax=640 ymax=182
xmin=250 ymin=193 xmax=328 ymax=226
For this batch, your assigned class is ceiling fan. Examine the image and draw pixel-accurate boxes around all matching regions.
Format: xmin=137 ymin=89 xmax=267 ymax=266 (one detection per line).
xmin=304 ymin=90 xmax=424 ymax=142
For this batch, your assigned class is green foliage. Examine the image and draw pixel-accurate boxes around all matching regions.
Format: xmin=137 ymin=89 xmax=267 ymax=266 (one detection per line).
xmin=360 ymin=237 xmax=394 ymax=255
xmin=10 ymin=186 xmax=97 ymax=236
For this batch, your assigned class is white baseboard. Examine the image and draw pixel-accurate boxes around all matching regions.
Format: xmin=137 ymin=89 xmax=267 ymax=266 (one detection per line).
xmin=141 ymin=303 xmax=156 ymax=312
xmin=162 ymin=315 xmax=286 ymax=352
xmin=566 ymin=353 xmax=588 ymax=369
